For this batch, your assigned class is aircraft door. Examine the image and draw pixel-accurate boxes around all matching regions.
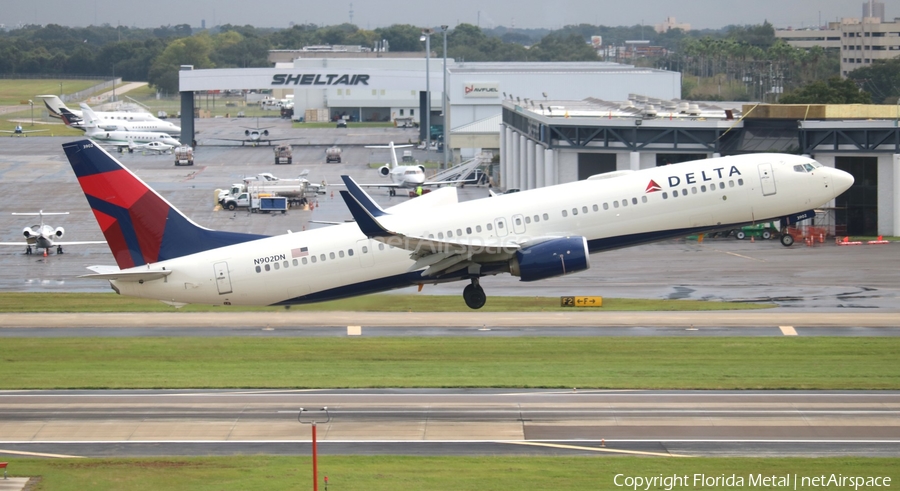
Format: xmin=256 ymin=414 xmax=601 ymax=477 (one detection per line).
xmin=213 ymin=261 xmax=233 ymax=295
xmin=511 ymin=214 xmax=527 ymax=235
xmin=356 ymin=239 xmax=374 ymax=268
xmin=494 ymin=217 xmax=509 ymax=237
xmin=758 ymin=163 xmax=777 ymax=196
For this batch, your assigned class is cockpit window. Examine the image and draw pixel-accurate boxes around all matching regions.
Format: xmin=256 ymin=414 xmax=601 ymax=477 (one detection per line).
xmin=803 ymin=164 xmax=815 ymax=172
xmin=794 ymin=165 xmax=806 ymax=173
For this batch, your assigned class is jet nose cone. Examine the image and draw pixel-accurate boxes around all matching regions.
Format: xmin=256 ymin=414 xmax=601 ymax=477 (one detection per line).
xmin=832 ymin=168 xmax=854 ymax=197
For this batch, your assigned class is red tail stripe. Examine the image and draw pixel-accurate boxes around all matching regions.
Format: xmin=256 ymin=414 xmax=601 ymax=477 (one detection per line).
xmin=78 ymin=169 xmax=149 ymax=209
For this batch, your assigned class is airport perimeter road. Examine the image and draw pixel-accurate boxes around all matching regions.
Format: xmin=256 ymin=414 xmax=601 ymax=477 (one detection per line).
xmin=0 ymin=390 xmax=898 ymax=458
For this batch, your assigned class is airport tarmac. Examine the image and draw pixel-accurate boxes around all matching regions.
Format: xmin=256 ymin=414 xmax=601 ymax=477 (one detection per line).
xmin=0 ymin=131 xmax=897 ymax=313
xmin=1 ymin=389 xmax=898 ymax=458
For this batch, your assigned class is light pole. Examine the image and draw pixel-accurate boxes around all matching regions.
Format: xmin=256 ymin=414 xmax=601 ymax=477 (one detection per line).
xmin=441 ymin=25 xmax=449 ymax=170
xmin=28 ymin=100 xmax=33 ymax=126
xmin=421 ymin=28 xmax=433 ymax=155
xmin=299 ymin=407 xmax=330 ymax=491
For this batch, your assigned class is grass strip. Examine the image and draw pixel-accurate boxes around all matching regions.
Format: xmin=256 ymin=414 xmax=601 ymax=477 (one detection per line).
xmin=1 ymin=337 xmax=897 ymax=389
xmin=2 ymin=456 xmax=897 ymax=491
xmin=0 ymin=292 xmax=771 ymax=313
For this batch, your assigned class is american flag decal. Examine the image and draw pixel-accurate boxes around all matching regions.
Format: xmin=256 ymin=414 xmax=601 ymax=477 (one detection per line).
xmin=292 ymin=247 xmax=309 ymax=257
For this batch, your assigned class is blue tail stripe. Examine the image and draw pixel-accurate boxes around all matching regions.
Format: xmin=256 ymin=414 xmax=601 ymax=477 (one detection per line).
xmin=339 ymin=191 xmax=391 ymax=238
xmin=340 ymin=175 xmax=387 ymax=217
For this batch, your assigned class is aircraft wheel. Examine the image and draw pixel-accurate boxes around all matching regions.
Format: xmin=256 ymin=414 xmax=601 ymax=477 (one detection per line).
xmin=463 ymin=282 xmax=486 ymax=310
xmin=25 ymin=246 xmax=32 ymax=255
xmin=736 ymin=231 xmax=746 ymax=240
xmin=57 ymin=246 xmax=64 ymax=254
xmin=780 ymin=233 xmax=795 ymax=247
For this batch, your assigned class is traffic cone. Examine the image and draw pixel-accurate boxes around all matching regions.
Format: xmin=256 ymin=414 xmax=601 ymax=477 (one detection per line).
xmin=750 ymin=236 xmax=755 ymax=243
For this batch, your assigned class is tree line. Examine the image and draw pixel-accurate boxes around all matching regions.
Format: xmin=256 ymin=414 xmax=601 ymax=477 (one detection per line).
xmin=1 ymin=22 xmax=896 ymax=103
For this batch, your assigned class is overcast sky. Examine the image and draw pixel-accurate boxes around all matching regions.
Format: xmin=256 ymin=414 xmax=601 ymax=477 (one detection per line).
xmin=2 ymin=1 xmax=887 ymax=31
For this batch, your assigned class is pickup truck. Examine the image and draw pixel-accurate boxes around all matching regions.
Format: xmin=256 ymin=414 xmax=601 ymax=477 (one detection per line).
xmin=220 ymin=193 xmax=288 ymax=213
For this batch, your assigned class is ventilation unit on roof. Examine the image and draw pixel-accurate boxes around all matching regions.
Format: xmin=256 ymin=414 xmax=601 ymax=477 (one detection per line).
xmin=687 ymin=104 xmax=701 ymax=116
xmin=641 ymin=104 xmax=657 ymax=118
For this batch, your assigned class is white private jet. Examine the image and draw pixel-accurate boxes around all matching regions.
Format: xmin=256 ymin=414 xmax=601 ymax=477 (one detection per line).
xmin=361 ymin=142 xmax=470 ymax=196
xmin=127 ymin=141 xmax=174 ymax=155
xmin=0 ymin=211 xmax=106 ymax=256
xmin=211 ymin=119 xmax=292 ymax=146
xmin=66 ymin=103 xmax=181 ymax=137
xmin=37 ymin=95 xmax=161 ymax=124
xmin=1 ymin=125 xmax=48 ymax=137
xmin=63 ymin=138 xmax=853 ymax=309
xmin=62 ymin=106 xmax=181 ymax=151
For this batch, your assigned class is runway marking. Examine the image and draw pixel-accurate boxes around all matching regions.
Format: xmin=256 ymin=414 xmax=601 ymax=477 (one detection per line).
xmin=0 ymin=448 xmax=85 ymax=459
xmin=713 ymin=249 xmax=765 ymax=261
xmin=504 ymin=441 xmax=690 ymax=457
xmin=780 ymin=326 xmax=798 ymax=336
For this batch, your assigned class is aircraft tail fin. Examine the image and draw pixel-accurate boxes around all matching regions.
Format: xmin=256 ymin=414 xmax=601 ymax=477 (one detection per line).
xmin=340 ymin=175 xmax=387 ymax=217
xmin=62 ymin=140 xmax=267 ymax=270
xmin=79 ymin=103 xmax=101 ymax=126
xmin=36 ymin=95 xmax=68 ymax=119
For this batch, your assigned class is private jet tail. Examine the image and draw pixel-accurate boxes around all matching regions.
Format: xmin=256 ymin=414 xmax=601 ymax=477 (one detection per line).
xmin=79 ymin=103 xmax=102 ymax=126
xmin=36 ymin=95 xmax=70 ymax=120
xmin=62 ymin=140 xmax=267 ymax=269
xmin=365 ymin=141 xmax=413 ymax=169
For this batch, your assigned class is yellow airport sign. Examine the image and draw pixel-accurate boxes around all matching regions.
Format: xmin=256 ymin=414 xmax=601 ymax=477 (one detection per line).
xmin=560 ymin=296 xmax=603 ymax=307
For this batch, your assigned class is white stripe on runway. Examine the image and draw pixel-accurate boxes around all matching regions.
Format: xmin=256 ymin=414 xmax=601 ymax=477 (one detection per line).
xmin=780 ymin=326 xmax=798 ymax=336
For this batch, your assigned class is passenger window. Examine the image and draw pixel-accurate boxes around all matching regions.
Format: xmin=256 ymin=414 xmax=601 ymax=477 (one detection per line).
xmin=487 ymin=223 xmax=493 ymax=231
xmin=729 ymin=180 xmax=734 ymax=187
xmin=631 ymin=198 xmax=637 ymax=205
xmin=515 ymin=218 xmax=522 ymax=225
xmin=330 ymin=252 xmax=336 ymax=259
xmin=457 ymin=229 xmax=462 ymax=236
xmin=466 ymin=227 xmax=472 ymax=234
xmin=378 ymin=243 xmax=384 ymax=250
xmin=662 ymin=192 xmax=668 ymax=199
xmin=362 ymin=246 xmax=368 ymax=253
xmin=428 ymin=234 xmax=434 ymax=239
xmin=447 ymin=231 xmax=453 ymax=238
xmin=255 ymin=266 xmax=261 ymax=273
xmin=274 ymin=262 xmax=280 ymax=270
xmin=339 ymin=251 xmax=345 ymax=258
xmin=320 ymin=254 xmax=326 ymax=261
xmin=524 ymin=217 xmax=530 ymax=224
xmin=572 ymin=208 xmax=578 ymax=215
xmin=348 ymin=249 xmax=354 ymax=256
xmin=476 ymin=225 xmax=482 ymax=232
xmin=265 ymin=264 xmax=271 ymax=271
xmin=738 ymin=178 xmax=744 ymax=186
xmin=283 ymin=261 xmax=289 ymax=268
xmin=302 ymin=257 xmax=308 ymax=264
xmin=581 ymin=206 xmax=587 ymax=213
xmin=673 ymin=190 xmax=679 ymax=197
xmin=621 ymin=199 xmax=627 ymax=207
xmin=498 ymin=222 xmax=504 ymax=229
xmin=533 ymin=215 xmax=540 ymax=222
xmin=542 ymin=213 xmax=549 ymax=220
xmin=691 ymin=187 xmax=697 ymax=194
xmin=438 ymin=232 xmax=444 ymax=239
xmin=311 ymin=256 xmax=317 ymax=263
xmin=562 ymin=210 xmax=568 ymax=217
xmin=701 ymin=185 xmax=707 ymax=192
xmin=592 ymin=204 xmax=598 ymax=212
xmin=292 ymin=259 xmax=298 ymax=266
xmin=641 ymin=196 xmax=647 ymax=203
xmin=613 ymin=201 xmax=619 ymax=208
xmin=603 ymin=203 xmax=609 ymax=210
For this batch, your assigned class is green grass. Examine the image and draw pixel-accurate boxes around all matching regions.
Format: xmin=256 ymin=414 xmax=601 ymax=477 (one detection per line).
xmin=0 ymin=292 xmax=772 ymax=312
xmin=0 ymin=79 xmax=99 ymax=106
xmin=1 ymin=337 xmax=897 ymax=389
xmin=3 ymin=456 xmax=898 ymax=491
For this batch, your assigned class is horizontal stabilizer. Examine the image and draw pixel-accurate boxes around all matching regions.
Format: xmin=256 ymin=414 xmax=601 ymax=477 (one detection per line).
xmin=81 ymin=265 xmax=172 ymax=282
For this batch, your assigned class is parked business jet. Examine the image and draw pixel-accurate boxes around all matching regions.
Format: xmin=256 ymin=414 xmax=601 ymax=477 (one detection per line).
xmin=37 ymin=95 xmax=160 ymax=124
xmin=63 ymin=139 xmax=853 ymax=309
xmin=61 ymin=109 xmax=181 ymax=151
xmin=0 ymin=211 xmax=106 ymax=256
xmin=127 ymin=141 xmax=174 ymax=154
xmin=64 ymin=103 xmax=181 ymax=136
xmin=211 ymin=119 xmax=292 ymax=146
xmin=360 ymin=142 xmax=471 ymax=196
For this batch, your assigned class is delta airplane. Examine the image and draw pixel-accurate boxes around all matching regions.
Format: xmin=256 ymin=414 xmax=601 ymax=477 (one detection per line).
xmin=0 ymin=211 xmax=106 ymax=256
xmin=63 ymin=139 xmax=852 ymax=309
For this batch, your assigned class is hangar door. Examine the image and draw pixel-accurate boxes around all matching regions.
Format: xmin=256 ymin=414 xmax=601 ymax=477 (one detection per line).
xmin=577 ymin=153 xmax=617 ymax=180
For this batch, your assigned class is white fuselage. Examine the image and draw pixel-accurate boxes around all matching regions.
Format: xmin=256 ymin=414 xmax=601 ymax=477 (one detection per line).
xmin=87 ymin=128 xmax=181 ymax=147
xmin=110 ymin=154 xmax=850 ymax=306
xmin=389 ymin=166 xmax=426 ymax=188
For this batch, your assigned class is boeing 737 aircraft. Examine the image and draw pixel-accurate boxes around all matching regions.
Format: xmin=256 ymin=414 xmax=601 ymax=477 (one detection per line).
xmin=63 ymin=139 xmax=853 ymax=309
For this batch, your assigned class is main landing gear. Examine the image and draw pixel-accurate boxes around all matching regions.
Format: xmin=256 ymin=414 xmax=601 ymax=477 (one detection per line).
xmin=780 ymin=233 xmax=794 ymax=247
xmin=389 ymin=189 xmax=397 ymax=197
xmin=463 ymin=278 xmax=486 ymax=310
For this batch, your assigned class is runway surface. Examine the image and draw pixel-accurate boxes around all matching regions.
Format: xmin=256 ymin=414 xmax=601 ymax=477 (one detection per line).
xmin=1 ymin=389 xmax=898 ymax=458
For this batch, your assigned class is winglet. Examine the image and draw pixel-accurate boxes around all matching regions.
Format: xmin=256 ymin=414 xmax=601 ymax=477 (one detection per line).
xmin=339 ymin=191 xmax=391 ymax=238
xmin=340 ymin=175 xmax=387 ymax=217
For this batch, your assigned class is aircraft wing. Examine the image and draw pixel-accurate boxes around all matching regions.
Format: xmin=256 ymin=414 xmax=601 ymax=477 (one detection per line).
xmin=80 ymin=265 xmax=172 ymax=282
xmin=354 ymin=183 xmax=403 ymax=189
xmin=0 ymin=240 xmax=105 ymax=246
xmin=339 ymin=176 xmax=522 ymax=277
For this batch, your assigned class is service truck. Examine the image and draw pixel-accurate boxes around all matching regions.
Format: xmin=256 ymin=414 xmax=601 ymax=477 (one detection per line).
xmin=325 ymin=146 xmax=342 ymax=163
xmin=274 ymin=144 xmax=292 ymax=165
xmin=174 ymin=146 xmax=194 ymax=166
xmin=218 ymin=173 xmax=324 ymax=208
xmin=220 ymin=193 xmax=288 ymax=213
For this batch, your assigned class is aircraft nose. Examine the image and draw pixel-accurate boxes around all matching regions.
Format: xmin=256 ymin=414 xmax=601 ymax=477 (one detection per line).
xmin=831 ymin=168 xmax=854 ymax=198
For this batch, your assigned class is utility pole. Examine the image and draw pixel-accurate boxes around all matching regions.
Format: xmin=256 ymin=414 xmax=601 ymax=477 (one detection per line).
xmin=441 ymin=25 xmax=449 ymax=171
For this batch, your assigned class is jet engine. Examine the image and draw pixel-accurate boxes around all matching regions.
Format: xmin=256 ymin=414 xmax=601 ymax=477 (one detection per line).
xmin=417 ymin=165 xmax=426 ymax=173
xmin=244 ymin=130 xmax=251 ymax=136
xmin=22 ymin=227 xmax=35 ymax=239
xmin=54 ymin=227 xmax=65 ymax=238
xmin=263 ymin=130 xmax=269 ymax=136
xmin=508 ymin=236 xmax=590 ymax=282
xmin=379 ymin=165 xmax=391 ymax=176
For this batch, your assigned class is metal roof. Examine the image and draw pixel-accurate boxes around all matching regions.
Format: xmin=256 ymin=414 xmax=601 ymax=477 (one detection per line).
xmin=452 ymin=114 xmax=502 ymax=135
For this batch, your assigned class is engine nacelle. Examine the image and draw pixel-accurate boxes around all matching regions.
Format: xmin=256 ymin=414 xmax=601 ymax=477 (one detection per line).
xmin=22 ymin=227 xmax=34 ymax=238
xmin=245 ymin=130 xmax=251 ymax=136
xmin=98 ymin=124 xmax=119 ymax=131
xmin=378 ymin=165 xmax=391 ymax=177
xmin=509 ymin=236 xmax=590 ymax=282
xmin=54 ymin=227 xmax=65 ymax=238
xmin=417 ymin=165 xmax=426 ymax=173
xmin=263 ymin=130 xmax=269 ymax=137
